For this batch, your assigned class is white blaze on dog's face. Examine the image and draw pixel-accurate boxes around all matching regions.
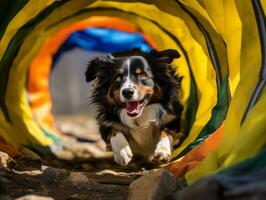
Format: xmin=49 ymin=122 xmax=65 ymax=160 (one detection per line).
xmin=112 ymin=56 xmax=156 ymax=118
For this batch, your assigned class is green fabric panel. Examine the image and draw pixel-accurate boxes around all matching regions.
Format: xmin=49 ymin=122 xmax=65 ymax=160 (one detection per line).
xmin=181 ymin=77 xmax=198 ymax=144
xmin=43 ymin=129 xmax=60 ymax=142
xmin=195 ymin=77 xmax=229 ymax=139
xmin=0 ymin=0 xmax=29 ymax=40
xmin=178 ymin=77 xmax=229 ymax=157
xmin=0 ymin=1 xmax=65 ymax=121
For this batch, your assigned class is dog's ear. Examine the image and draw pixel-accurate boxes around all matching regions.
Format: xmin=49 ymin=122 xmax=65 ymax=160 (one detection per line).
xmin=85 ymin=56 xmax=114 ymax=82
xmin=149 ymin=49 xmax=181 ymax=64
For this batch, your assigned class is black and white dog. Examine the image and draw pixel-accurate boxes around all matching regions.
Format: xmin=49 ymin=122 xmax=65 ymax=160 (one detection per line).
xmin=86 ymin=49 xmax=183 ymax=165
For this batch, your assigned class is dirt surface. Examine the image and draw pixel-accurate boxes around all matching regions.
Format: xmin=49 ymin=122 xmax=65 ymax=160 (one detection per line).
xmin=0 ymin=158 xmax=146 ymax=200
xmin=0 ymin=114 xmax=156 ymax=200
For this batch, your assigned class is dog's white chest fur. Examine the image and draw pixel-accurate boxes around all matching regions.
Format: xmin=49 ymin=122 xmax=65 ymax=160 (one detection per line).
xmin=119 ymin=103 xmax=172 ymax=158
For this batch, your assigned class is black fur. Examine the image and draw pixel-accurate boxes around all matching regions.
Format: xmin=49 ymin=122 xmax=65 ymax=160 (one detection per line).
xmin=85 ymin=49 xmax=183 ymax=143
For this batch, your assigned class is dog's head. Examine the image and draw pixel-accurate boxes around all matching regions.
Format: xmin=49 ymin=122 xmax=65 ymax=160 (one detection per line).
xmin=86 ymin=49 xmax=181 ymax=118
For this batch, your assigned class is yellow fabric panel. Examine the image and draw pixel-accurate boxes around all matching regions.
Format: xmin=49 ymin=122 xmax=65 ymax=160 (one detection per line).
xmin=24 ymin=0 xmax=94 ymax=33
xmin=185 ymin=150 xmax=219 ymax=184
xmin=186 ymin=0 xmax=242 ymax=95
xmin=0 ymin=113 xmax=19 ymax=147
xmin=223 ymin=87 xmax=266 ymax=168
xmin=4 ymin=35 xmax=54 ymax=146
xmin=154 ymin=0 xmax=227 ymax=80
xmin=152 ymin=1 xmax=216 ymax=85
xmin=223 ymin=0 xmax=242 ymax=96
xmin=201 ymin=0 xmax=225 ymax=38
xmin=180 ymin=0 xmax=218 ymax=31
xmin=262 ymin=0 xmax=266 ymax=11
xmin=199 ymin=0 xmax=229 ymax=79
xmin=185 ymin=0 xmax=241 ymax=96
xmin=217 ymin=0 xmax=261 ymax=161
xmin=0 ymin=0 xmax=56 ymax=60
xmin=186 ymin=0 xmax=262 ymax=183
xmin=3 ymin=0 xmax=93 ymax=146
xmin=182 ymin=0 xmax=229 ymax=80
xmin=88 ymin=0 xmax=217 ymax=159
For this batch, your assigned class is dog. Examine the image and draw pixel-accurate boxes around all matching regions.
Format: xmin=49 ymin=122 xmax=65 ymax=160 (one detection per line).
xmin=85 ymin=49 xmax=183 ymax=166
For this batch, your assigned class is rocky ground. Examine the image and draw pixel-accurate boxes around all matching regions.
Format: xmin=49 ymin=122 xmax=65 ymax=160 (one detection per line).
xmin=0 ymin=114 xmax=157 ymax=200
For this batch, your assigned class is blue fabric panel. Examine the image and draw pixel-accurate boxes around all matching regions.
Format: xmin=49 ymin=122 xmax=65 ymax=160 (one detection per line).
xmin=52 ymin=27 xmax=152 ymax=66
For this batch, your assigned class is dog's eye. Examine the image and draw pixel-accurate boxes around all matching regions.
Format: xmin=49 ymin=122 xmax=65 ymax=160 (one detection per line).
xmin=138 ymin=74 xmax=147 ymax=80
xmin=115 ymin=75 xmax=122 ymax=82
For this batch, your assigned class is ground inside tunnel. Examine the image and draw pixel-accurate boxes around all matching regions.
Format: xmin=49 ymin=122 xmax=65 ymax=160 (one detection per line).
xmin=0 ymin=114 xmax=155 ymax=200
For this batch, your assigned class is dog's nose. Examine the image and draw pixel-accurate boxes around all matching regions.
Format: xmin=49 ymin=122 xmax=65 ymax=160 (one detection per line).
xmin=122 ymin=88 xmax=134 ymax=99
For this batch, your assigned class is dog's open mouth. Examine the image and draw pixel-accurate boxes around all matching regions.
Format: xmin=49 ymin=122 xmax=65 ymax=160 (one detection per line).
xmin=125 ymin=96 xmax=149 ymax=117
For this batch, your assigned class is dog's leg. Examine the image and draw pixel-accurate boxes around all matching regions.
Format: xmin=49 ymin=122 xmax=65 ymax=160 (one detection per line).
xmin=153 ymin=131 xmax=173 ymax=163
xmin=110 ymin=132 xmax=133 ymax=166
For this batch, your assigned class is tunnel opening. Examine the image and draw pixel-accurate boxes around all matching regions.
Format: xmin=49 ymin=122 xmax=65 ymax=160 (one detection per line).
xmin=25 ymin=19 xmax=159 ymax=167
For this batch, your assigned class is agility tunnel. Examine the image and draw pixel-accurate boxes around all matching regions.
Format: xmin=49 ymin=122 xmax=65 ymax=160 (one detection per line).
xmin=0 ymin=0 xmax=266 ymax=198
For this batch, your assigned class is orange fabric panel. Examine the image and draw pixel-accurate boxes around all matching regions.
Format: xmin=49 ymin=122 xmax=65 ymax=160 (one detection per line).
xmin=27 ymin=16 xmax=157 ymax=134
xmin=166 ymin=123 xmax=224 ymax=178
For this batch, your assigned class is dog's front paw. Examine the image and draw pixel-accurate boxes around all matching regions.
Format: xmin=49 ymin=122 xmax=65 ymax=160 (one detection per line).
xmin=153 ymin=147 xmax=171 ymax=163
xmin=153 ymin=135 xmax=172 ymax=163
xmin=110 ymin=133 xmax=133 ymax=166
xmin=113 ymin=146 xmax=133 ymax=166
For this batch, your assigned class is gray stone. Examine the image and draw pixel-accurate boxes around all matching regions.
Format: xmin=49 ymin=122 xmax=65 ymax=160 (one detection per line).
xmin=128 ymin=170 xmax=162 ymax=200
xmin=40 ymin=166 xmax=68 ymax=182
xmin=67 ymin=172 xmax=97 ymax=186
xmin=128 ymin=169 xmax=177 ymax=200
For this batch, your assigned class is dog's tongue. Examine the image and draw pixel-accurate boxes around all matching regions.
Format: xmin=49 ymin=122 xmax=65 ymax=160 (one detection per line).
xmin=126 ymin=101 xmax=141 ymax=115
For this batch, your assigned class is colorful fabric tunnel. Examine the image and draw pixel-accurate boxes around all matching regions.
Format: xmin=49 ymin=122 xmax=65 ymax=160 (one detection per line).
xmin=0 ymin=0 xmax=265 ymax=189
